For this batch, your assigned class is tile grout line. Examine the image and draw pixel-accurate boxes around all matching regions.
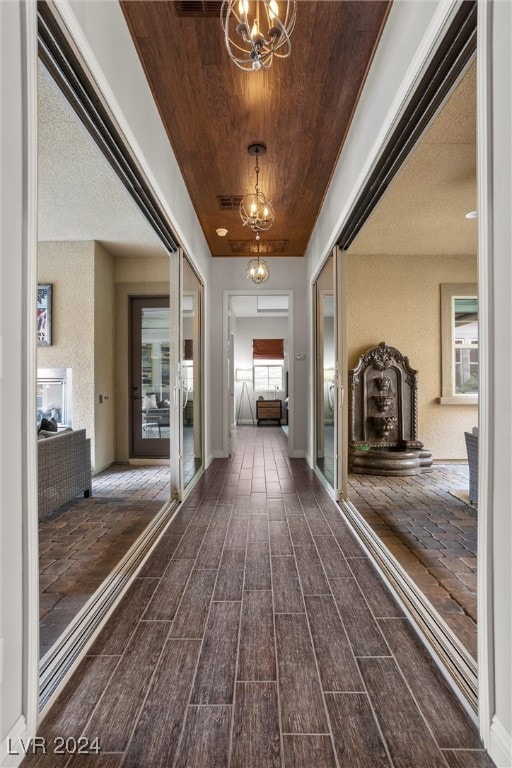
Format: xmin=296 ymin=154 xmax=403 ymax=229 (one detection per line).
xmin=269 ymin=527 xmax=286 ymax=768
xmin=119 ymin=498 xmax=219 ymax=764
xmin=284 ymin=502 xmax=341 ymax=768
xmin=226 ymin=497 xmax=249 ymax=768
xmin=326 ymin=502 xmax=460 ymax=763
xmin=299 ymin=500 xmax=396 ymax=768
xmin=171 ymin=496 xmax=238 ymax=768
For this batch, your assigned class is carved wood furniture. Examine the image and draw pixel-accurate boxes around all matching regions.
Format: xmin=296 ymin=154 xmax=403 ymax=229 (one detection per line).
xmin=256 ymin=399 xmax=282 ymax=425
xmin=349 ymin=342 xmax=432 ymax=475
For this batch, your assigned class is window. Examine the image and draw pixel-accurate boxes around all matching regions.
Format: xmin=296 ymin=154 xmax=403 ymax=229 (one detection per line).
xmin=37 ymin=368 xmax=72 ymax=427
xmin=439 ymin=284 xmax=478 ymax=404
xmin=252 ymin=338 xmax=285 ymax=393
xmin=182 ymin=361 xmax=194 ymax=391
xmin=254 ymin=361 xmax=284 ymax=392
xmin=454 ymin=298 xmax=478 ymax=393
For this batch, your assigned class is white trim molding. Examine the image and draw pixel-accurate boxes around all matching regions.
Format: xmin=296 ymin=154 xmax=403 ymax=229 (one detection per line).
xmin=476 ymin=0 xmax=495 ymax=750
xmin=1 ymin=715 xmax=27 ymax=768
xmin=21 ymin=0 xmax=40 ymax=748
xmin=490 ymin=716 xmax=512 ymax=768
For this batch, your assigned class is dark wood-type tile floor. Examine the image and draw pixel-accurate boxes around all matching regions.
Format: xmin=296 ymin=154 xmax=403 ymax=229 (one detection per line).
xmin=347 ymin=464 xmax=478 ymax=658
xmin=25 ymin=427 xmax=493 ymax=768
xmin=39 ymin=464 xmax=170 ymax=657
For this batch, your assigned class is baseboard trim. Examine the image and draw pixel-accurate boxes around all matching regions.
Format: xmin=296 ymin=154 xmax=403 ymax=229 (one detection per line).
xmin=1 ymin=716 xmax=27 ymax=768
xmin=490 ymin=716 xmax=512 ymax=768
xmin=39 ymin=498 xmax=179 ymax=714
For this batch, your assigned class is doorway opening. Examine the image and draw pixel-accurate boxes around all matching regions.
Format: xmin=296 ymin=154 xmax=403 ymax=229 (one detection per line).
xmin=130 ymin=297 xmax=170 ymax=458
xmin=224 ymin=291 xmax=294 ymax=460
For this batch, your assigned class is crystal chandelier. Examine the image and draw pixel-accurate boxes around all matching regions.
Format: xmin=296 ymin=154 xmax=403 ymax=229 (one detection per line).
xmin=221 ymin=0 xmax=296 ymax=72
xmin=240 ymin=144 xmax=274 ymax=240
xmin=247 ymin=248 xmax=270 ymax=284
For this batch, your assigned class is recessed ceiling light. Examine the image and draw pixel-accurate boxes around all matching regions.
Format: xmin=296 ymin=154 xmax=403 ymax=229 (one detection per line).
xmin=465 ymin=210 xmax=478 ymax=219
xmin=216 ymin=227 xmax=228 ymax=236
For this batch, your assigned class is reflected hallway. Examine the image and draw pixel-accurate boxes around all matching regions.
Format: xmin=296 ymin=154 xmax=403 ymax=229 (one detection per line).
xmin=347 ymin=464 xmax=477 ymax=658
xmin=39 ymin=464 xmax=170 ymax=657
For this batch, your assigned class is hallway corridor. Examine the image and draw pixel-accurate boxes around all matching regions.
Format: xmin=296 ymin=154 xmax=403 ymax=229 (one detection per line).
xmin=24 ymin=427 xmax=493 ymax=768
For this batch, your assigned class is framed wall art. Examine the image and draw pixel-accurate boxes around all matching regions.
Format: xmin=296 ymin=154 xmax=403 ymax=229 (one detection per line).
xmin=37 ymin=283 xmax=52 ymax=347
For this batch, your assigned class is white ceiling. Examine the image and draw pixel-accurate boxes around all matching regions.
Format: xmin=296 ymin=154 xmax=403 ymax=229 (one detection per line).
xmin=230 ymin=295 xmax=289 ymax=318
xmin=38 ymin=63 xmax=167 ymax=259
xmin=349 ymin=61 xmax=477 ymax=257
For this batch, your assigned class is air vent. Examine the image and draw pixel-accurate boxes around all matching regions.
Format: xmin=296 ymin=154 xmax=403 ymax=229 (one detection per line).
xmin=229 ymin=240 xmax=289 ymax=255
xmin=217 ymin=195 xmax=244 ymax=210
xmin=175 ymin=1 xmax=223 ymax=17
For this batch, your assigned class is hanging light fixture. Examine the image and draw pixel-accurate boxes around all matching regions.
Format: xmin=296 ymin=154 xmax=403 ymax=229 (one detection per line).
xmin=240 ymin=143 xmax=274 ymax=240
xmin=221 ymin=0 xmax=296 ymax=72
xmin=247 ymin=244 xmax=270 ymax=284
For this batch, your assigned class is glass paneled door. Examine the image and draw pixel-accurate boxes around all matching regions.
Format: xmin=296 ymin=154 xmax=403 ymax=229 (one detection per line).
xmin=314 ymin=248 xmax=347 ymax=498
xmin=130 ymin=297 xmax=170 ymax=458
xmin=181 ymin=256 xmax=203 ymax=488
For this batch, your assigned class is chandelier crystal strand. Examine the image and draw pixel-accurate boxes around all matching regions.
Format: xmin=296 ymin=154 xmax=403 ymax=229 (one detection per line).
xmin=240 ymin=144 xmax=274 ymax=239
xmin=221 ymin=0 xmax=296 ymax=72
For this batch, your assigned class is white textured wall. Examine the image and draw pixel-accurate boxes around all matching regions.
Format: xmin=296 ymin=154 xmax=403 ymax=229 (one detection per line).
xmin=94 ymin=243 xmax=115 ymax=471
xmin=37 ymin=241 xmax=96 ymax=461
xmin=114 ymin=254 xmax=170 ymax=284
xmin=347 ymin=253 xmax=478 ymax=459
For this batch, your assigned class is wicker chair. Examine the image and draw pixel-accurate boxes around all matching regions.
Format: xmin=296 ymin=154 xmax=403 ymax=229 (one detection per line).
xmin=38 ymin=429 xmax=92 ymax=520
xmin=464 ymin=430 xmax=478 ymax=504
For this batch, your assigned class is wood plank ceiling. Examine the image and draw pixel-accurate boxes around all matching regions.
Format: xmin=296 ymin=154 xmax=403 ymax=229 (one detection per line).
xmin=121 ymin=1 xmax=391 ymax=257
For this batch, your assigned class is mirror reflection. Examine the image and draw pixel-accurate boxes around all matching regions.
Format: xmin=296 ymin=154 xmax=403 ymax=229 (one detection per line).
xmin=315 ymin=255 xmax=335 ymax=487
xmin=182 ymin=257 xmax=203 ymax=488
xmin=344 ymin=62 xmax=478 ymax=660
xmin=37 ymin=61 xmax=171 ymax=658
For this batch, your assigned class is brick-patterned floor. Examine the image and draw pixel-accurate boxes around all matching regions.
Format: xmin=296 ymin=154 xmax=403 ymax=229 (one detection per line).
xmin=39 ymin=464 xmax=170 ymax=657
xmin=347 ymin=464 xmax=477 ymax=658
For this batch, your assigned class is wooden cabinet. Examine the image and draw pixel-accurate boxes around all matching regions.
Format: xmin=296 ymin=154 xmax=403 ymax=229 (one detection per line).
xmin=256 ymin=399 xmax=282 ymax=425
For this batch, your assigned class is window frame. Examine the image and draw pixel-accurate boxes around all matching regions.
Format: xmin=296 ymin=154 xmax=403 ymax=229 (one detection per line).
xmin=253 ymin=360 xmax=284 ymax=393
xmin=439 ymin=283 xmax=478 ymax=404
